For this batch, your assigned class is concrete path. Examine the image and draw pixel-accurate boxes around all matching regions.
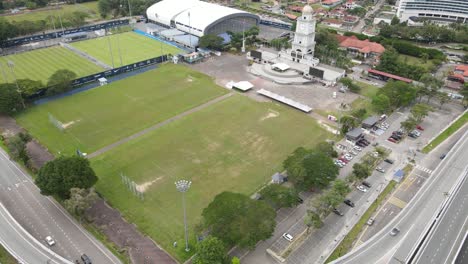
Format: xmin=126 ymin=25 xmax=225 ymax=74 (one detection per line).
xmin=87 ymin=93 xmax=233 ymax=158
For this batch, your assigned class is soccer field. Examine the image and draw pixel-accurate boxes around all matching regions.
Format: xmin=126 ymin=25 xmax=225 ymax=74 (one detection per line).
xmin=0 ymin=46 xmax=103 ymax=84
xmin=71 ymin=32 xmax=183 ymax=66
xmin=15 ymin=64 xmax=227 ymax=155
xmin=4 ymin=2 xmax=100 ymax=23
xmin=90 ymin=95 xmax=330 ymax=260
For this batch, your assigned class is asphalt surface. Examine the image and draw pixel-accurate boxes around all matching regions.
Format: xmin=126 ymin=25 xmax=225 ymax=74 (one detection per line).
xmin=332 ymin=130 xmax=468 ymax=264
xmin=414 ymin=170 xmax=468 ymax=264
xmin=0 ymin=149 xmax=121 ymax=264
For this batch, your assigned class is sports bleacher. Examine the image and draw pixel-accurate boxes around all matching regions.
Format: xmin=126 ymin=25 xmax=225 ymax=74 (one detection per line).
xmin=257 ymin=89 xmax=312 ymax=113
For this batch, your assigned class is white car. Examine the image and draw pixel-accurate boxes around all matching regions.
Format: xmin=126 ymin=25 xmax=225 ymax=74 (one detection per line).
xmin=376 ymin=167 xmax=385 ymax=173
xmin=350 ymin=150 xmax=358 ymax=156
xmin=45 ymin=236 xmax=55 ymax=246
xmin=356 ymin=185 xmax=368 ymax=192
xmin=353 ymin=146 xmax=362 ymax=152
xmin=282 ymin=233 xmax=294 ymax=242
xmin=345 ymin=154 xmax=353 ymax=160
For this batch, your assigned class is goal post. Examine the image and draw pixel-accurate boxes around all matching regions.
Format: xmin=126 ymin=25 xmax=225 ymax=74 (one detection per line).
xmin=48 ymin=113 xmax=64 ymax=132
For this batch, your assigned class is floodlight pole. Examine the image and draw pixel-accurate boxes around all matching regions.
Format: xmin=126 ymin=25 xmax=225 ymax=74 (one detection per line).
xmin=128 ymin=0 xmax=133 ymax=17
xmin=188 ymin=12 xmax=192 ymax=49
xmin=116 ymin=33 xmax=123 ymax=66
xmin=7 ymin=61 xmax=25 ymax=109
xmin=175 ymin=180 xmax=191 ymax=252
xmin=106 ymin=29 xmax=115 ymax=68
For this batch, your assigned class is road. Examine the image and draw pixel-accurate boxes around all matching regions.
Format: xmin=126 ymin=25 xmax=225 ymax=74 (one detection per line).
xmin=332 ymin=130 xmax=468 ymax=264
xmin=0 ymin=149 xmax=121 ymax=264
xmin=413 ymin=170 xmax=468 ymax=264
xmin=351 ymin=0 xmax=385 ymax=33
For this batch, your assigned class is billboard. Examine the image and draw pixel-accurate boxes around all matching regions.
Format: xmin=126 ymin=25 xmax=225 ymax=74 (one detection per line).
xmin=309 ymin=67 xmax=324 ymax=79
xmin=250 ymin=50 xmax=262 ymax=60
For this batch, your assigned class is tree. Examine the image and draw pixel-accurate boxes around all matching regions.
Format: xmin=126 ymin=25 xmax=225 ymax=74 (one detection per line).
xmin=302 ymin=151 xmax=339 ymax=190
xmin=202 ymin=192 xmax=276 ymax=249
xmin=194 ymin=236 xmax=227 ymax=264
xmin=436 ymin=91 xmax=451 ymax=109
xmin=332 ymin=179 xmax=350 ymax=197
xmin=65 ymin=11 xmax=90 ymax=27
xmin=259 ymin=184 xmax=299 ymax=209
xmin=0 ymin=83 xmax=24 ymax=115
xmin=316 ymin=141 xmax=338 ymax=158
xmin=47 ymin=69 xmax=77 ymax=95
xmin=64 ymin=188 xmax=98 ymax=220
xmin=419 ymin=74 xmax=443 ymax=103
xmin=400 ymin=116 xmax=418 ymax=132
xmin=199 ymin=34 xmax=224 ymax=50
xmin=340 ymin=115 xmax=359 ymax=135
xmin=352 ymin=163 xmax=370 ymax=179
xmin=339 ymin=77 xmax=360 ymax=93
xmin=283 ymin=147 xmax=311 ymax=186
xmin=390 ymin=16 xmax=400 ymax=25
xmin=315 ymin=190 xmax=342 ymax=213
xmin=372 ymin=94 xmax=391 ymax=113
xmin=35 ymin=156 xmax=98 ymax=199
xmin=351 ymin=108 xmax=367 ymax=120
xmin=461 ymin=83 xmax=468 ymax=107
xmin=410 ymin=103 xmax=432 ymax=122
xmin=304 ymin=210 xmax=322 ymax=232
xmin=17 ymin=79 xmax=44 ymax=99
xmin=231 ymin=257 xmax=240 ymax=264
xmin=378 ymin=81 xmax=418 ymax=108
xmin=5 ymin=133 xmax=30 ymax=164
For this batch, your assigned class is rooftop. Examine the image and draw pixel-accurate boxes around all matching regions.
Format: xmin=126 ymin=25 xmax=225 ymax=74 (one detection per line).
xmin=337 ymin=35 xmax=385 ymax=54
xmin=455 ymin=65 xmax=468 ymax=77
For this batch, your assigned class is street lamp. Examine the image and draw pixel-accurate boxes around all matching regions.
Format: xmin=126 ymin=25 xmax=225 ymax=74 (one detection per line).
xmin=175 ymin=179 xmax=191 ymax=252
xmin=7 ymin=60 xmax=25 ymax=109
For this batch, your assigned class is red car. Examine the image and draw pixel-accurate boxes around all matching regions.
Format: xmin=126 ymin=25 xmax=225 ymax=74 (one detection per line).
xmin=339 ymin=157 xmax=349 ymax=163
xmin=388 ymin=138 xmax=397 ymax=143
xmin=416 ymin=125 xmax=424 ymax=131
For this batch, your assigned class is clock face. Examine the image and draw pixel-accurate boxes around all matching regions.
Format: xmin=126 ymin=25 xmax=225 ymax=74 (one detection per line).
xmin=300 ymin=23 xmax=306 ymax=31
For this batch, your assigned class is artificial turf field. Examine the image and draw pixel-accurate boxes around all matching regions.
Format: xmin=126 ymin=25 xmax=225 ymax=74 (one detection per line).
xmin=0 ymin=46 xmax=104 ymax=84
xmin=71 ymin=32 xmax=183 ymax=66
xmin=15 ymin=64 xmax=227 ymax=155
xmin=16 ymin=63 xmax=330 ymax=260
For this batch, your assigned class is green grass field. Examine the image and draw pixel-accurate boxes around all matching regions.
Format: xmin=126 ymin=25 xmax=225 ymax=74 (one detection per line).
xmin=4 ymin=2 xmax=100 ymax=23
xmin=90 ymin=94 xmax=330 ymax=260
xmin=71 ymin=32 xmax=183 ymax=66
xmin=15 ymin=64 xmax=227 ymax=155
xmin=0 ymin=46 xmax=103 ymax=84
xmin=398 ymin=54 xmax=435 ymax=71
xmin=0 ymin=244 xmax=17 ymax=264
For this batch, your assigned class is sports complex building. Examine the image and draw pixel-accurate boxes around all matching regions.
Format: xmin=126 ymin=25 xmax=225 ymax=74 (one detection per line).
xmin=146 ymin=0 xmax=259 ymax=42
xmin=397 ymin=0 xmax=468 ymax=24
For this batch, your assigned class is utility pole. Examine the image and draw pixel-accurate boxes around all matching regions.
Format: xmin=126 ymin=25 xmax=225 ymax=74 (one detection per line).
xmin=175 ymin=180 xmax=191 ymax=252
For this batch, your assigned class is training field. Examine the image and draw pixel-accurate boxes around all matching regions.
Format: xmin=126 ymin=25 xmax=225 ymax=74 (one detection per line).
xmin=71 ymin=32 xmax=183 ymax=66
xmin=4 ymin=2 xmax=100 ymax=23
xmin=90 ymin=95 xmax=330 ymax=260
xmin=16 ymin=64 xmax=227 ymax=155
xmin=0 ymin=46 xmax=103 ymax=84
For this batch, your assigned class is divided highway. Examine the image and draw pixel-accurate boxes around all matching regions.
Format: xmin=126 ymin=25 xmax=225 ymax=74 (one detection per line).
xmin=0 ymin=148 xmax=121 ymax=264
xmin=332 ymin=130 xmax=468 ymax=264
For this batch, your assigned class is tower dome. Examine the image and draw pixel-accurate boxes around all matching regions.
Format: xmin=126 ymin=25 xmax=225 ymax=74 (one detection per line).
xmin=302 ymin=4 xmax=313 ymax=14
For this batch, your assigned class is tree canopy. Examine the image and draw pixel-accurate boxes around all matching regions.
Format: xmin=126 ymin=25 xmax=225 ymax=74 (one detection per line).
xmin=47 ymin=69 xmax=77 ymax=95
xmin=199 ymin=34 xmax=224 ymax=50
xmin=202 ymin=192 xmax=276 ymax=249
xmin=194 ymin=236 xmax=227 ymax=264
xmin=259 ymin=184 xmax=299 ymax=209
xmin=36 ymin=156 xmax=98 ymax=199
xmin=0 ymin=83 xmax=25 ymax=115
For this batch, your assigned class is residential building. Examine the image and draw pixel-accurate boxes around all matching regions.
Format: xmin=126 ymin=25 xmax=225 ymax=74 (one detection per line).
xmin=336 ymin=35 xmax=385 ymax=58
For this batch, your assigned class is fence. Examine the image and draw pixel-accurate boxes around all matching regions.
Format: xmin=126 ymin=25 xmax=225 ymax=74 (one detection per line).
xmin=1 ymin=19 xmax=130 ymax=48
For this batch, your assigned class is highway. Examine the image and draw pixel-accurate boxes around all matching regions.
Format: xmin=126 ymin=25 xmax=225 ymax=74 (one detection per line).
xmin=332 ymin=130 xmax=468 ymax=264
xmin=0 ymin=148 xmax=121 ymax=264
xmin=413 ymin=171 xmax=468 ymax=264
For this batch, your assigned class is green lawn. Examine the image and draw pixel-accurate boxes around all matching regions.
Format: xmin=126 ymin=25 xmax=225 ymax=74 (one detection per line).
xmin=0 ymin=244 xmax=16 ymax=264
xmin=422 ymin=111 xmax=468 ymax=153
xmin=398 ymin=54 xmax=434 ymax=71
xmin=71 ymin=32 xmax=183 ymax=66
xmin=0 ymin=46 xmax=103 ymax=84
xmin=4 ymin=2 xmax=100 ymax=23
xmin=356 ymin=81 xmax=379 ymax=98
xmin=15 ymin=64 xmax=227 ymax=155
xmin=91 ymin=94 xmax=330 ymax=261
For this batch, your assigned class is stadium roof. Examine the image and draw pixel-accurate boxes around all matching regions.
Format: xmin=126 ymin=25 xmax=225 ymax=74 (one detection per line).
xmin=146 ymin=0 xmax=258 ymax=37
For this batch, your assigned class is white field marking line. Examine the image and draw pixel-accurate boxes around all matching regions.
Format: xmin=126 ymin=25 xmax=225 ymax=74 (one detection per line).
xmin=335 ymin=132 xmax=468 ymax=264
xmin=0 ymin=203 xmax=72 ymax=264
xmin=443 ymin=201 xmax=468 ymax=264
xmin=0 ymin=149 xmax=121 ymax=264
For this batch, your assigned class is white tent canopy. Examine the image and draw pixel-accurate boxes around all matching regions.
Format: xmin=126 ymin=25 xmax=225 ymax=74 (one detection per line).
xmin=272 ymin=63 xmax=290 ymax=72
xmin=233 ymin=81 xmax=254 ymax=91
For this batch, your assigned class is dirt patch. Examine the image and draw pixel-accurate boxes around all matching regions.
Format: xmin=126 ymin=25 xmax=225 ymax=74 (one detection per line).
xmin=186 ymin=75 xmax=193 ymax=82
xmin=62 ymin=119 xmax=80 ymax=129
xmin=135 ymin=177 xmax=162 ymax=193
xmin=260 ymin=109 xmax=280 ymax=121
xmin=317 ymin=120 xmax=340 ymax=135
xmin=86 ymin=200 xmax=177 ymax=264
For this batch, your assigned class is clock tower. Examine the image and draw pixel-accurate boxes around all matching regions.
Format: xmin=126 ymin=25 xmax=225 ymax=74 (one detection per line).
xmin=291 ymin=5 xmax=316 ymax=61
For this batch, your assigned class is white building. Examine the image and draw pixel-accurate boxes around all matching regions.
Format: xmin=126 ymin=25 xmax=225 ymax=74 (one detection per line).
xmin=146 ymin=0 xmax=259 ymax=38
xmin=397 ymin=0 xmax=468 ymax=24
xmin=279 ymin=5 xmax=319 ymax=67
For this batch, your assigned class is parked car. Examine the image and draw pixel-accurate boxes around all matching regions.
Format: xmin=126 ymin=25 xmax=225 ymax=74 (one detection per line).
xmin=366 ymin=218 xmax=375 ymax=226
xmin=408 ymin=133 xmax=418 ymax=139
xmin=45 ymin=236 xmax=55 ymax=246
xmin=81 ymin=254 xmax=92 ymax=264
xmin=376 ymin=167 xmax=385 ymax=173
xmin=353 ymin=146 xmax=362 ymax=152
xmin=416 ymin=125 xmax=424 ymax=131
xmin=390 ymin=227 xmax=400 ymax=236
xmin=440 ymin=154 xmax=446 ymax=159
xmin=282 ymin=233 xmax=294 ymax=242
xmin=362 ymin=181 xmax=372 ymax=188
xmin=350 ymin=150 xmax=358 ymax=156
xmin=356 ymin=185 xmax=368 ymax=192
xmin=388 ymin=138 xmax=397 ymax=143
xmin=384 ymin=159 xmax=394 ymax=164
xmin=344 ymin=199 xmax=355 ymax=207
xmin=333 ymin=208 xmax=344 ymax=216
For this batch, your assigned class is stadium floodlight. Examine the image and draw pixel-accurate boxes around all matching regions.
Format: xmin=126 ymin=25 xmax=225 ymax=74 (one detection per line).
xmin=175 ymin=179 xmax=191 ymax=252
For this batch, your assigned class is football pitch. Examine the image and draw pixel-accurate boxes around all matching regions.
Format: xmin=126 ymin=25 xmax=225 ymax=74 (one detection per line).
xmin=15 ymin=64 xmax=227 ymax=155
xmin=0 ymin=46 xmax=104 ymax=84
xmin=16 ymin=63 xmax=330 ymax=261
xmin=71 ymin=32 xmax=183 ymax=66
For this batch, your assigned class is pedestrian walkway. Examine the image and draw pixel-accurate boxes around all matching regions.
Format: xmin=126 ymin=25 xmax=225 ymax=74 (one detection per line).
xmin=87 ymin=93 xmax=233 ymax=158
xmin=415 ymin=165 xmax=433 ymax=174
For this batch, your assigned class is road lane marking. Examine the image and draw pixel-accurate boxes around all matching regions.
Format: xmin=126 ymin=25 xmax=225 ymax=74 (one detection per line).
xmin=388 ymin=196 xmax=407 ymax=209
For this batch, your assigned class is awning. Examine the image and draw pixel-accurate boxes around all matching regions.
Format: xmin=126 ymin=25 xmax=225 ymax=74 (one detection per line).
xmin=233 ymin=81 xmax=254 ymax=91
xmin=272 ymin=63 xmax=290 ymax=71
